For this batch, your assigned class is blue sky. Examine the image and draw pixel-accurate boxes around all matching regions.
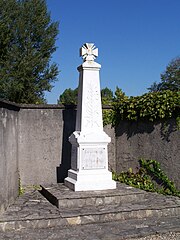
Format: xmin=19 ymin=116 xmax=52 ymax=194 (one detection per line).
xmin=45 ymin=0 xmax=180 ymax=103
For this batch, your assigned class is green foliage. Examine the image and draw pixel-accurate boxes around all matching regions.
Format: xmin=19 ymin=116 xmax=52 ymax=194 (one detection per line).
xmin=18 ymin=177 xmax=24 ymax=196
xmin=103 ymin=87 xmax=128 ymax=126
xmin=114 ymin=86 xmax=129 ymax=102
xmin=113 ymin=167 xmax=155 ymax=192
xmin=176 ymin=116 xmax=180 ymax=130
xmin=102 ymin=109 xmax=114 ymax=126
xmin=101 ymin=87 xmax=114 ymax=125
xmin=113 ymin=90 xmax=180 ymax=126
xmin=101 ymin=87 xmax=113 ymax=105
xmin=102 ymin=87 xmax=128 ymax=126
xmin=147 ymin=82 xmax=159 ymax=92
xmin=58 ymin=88 xmax=78 ymax=105
xmin=113 ymin=159 xmax=180 ymax=197
xmin=139 ymin=159 xmax=179 ymax=196
xmin=58 ymin=87 xmax=114 ymax=106
xmin=148 ymin=57 xmax=180 ymax=92
xmin=0 ymin=0 xmax=59 ymax=103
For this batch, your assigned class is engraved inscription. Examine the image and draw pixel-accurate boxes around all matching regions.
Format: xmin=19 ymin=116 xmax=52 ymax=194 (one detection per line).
xmin=84 ymin=81 xmax=101 ymax=128
xmin=82 ymin=148 xmax=106 ymax=170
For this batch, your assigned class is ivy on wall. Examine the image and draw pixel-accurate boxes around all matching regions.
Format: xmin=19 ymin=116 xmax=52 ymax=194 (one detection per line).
xmin=103 ymin=90 xmax=180 ymax=127
xmin=103 ymin=109 xmax=114 ymax=126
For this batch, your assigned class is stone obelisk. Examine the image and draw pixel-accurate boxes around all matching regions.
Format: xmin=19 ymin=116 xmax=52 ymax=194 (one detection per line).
xmin=64 ymin=43 xmax=116 ymax=191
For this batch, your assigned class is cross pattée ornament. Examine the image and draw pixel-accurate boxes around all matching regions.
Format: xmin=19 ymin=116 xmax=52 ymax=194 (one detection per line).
xmin=80 ymin=43 xmax=98 ymax=62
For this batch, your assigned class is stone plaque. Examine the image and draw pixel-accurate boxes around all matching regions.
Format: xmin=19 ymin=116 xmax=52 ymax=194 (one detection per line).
xmin=81 ymin=147 xmax=106 ymax=170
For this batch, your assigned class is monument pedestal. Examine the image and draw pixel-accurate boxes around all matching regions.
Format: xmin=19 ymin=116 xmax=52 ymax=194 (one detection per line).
xmin=65 ymin=169 xmax=115 ymax=191
xmin=65 ymin=131 xmax=116 ymax=191
xmin=65 ymin=43 xmax=116 ymax=191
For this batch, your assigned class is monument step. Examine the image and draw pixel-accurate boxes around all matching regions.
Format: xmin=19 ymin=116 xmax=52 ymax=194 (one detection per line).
xmin=40 ymin=183 xmax=149 ymax=208
xmin=0 ymin=184 xmax=180 ymax=232
xmin=1 ymin=216 xmax=180 ymax=238
xmin=39 ymin=183 xmax=180 ymax=226
xmin=60 ymin=199 xmax=180 ymax=225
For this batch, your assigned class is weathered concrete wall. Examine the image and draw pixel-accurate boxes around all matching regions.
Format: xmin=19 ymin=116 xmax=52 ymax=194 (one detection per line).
xmin=104 ymin=124 xmax=116 ymax=172
xmin=18 ymin=106 xmax=76 ymax=186
xmin=116 ymin=119 xmax=180 ymax=189
xmin=0 ymin=101 xmax=19 ymax=214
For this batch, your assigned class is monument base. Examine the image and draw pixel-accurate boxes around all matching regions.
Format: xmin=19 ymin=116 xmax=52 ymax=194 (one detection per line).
xmin=64 ymin=169 xmax=116 ymax=191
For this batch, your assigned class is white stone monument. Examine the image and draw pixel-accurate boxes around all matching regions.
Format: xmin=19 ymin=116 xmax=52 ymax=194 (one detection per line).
xmin=64 ymin=43 xmax=116 ymax=191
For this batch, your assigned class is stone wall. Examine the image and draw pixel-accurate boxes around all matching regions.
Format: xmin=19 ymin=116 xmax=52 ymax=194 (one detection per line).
xmin=0 ymin=101 xmax=19 ymax=214
xmin=115 ymin=119 xmax=180 ymax=189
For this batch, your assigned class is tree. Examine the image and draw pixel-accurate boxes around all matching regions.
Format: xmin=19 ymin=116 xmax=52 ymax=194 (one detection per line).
xmin=160 ymin=57 xmax=180 ymax=91
xmin=147 ymin=82 xmax=160 ymax=92
xmin=58 ymin=87 xmax=114 ymax=105
xmin=101 ymin=87 xmax=113 ymax=105
xmin=148 ymin=57 xmax=180 ymax=92
xmin=114 ymin=86 xmax=128 ymax=101
xmin=58 ymin=88 xmax=78 ymax=105
xmin=0 ymin=0 xmax=59 ymax=103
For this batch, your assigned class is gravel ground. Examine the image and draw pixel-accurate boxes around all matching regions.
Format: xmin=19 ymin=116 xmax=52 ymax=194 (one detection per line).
xmin=0 ymin=226 xmax=179 ymax=240
xmin=128 ymin=232 xmax=180 ymax=240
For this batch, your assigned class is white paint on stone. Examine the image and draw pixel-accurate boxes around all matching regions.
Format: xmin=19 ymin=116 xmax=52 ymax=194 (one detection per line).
xmin=64 ymin=43 xmax=116 ymax=191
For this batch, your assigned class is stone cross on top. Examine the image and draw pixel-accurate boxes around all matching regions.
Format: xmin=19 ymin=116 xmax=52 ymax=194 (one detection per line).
xmin=80 ymin=43 xmax=98 ymax=62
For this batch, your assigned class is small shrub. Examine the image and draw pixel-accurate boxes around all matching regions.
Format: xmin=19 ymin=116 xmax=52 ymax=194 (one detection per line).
xmin=113 ymin=159 xmax=180 ymax=197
